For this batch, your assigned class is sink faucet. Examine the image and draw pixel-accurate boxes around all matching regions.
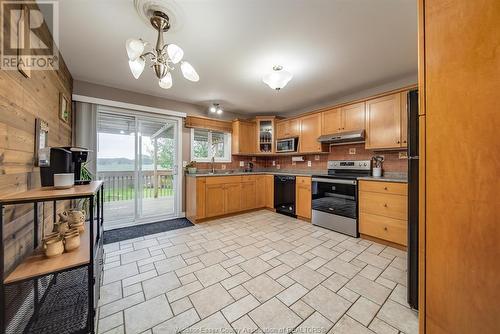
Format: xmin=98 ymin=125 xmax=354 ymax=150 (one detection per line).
xmin=211 ymin=156 xmax=215 ymax=174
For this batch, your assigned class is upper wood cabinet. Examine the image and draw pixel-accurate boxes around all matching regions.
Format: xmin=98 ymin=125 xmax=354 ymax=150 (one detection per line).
xmin=341 ymin=102 xmax=366 ymax=132
xmin=256 ymin=117 xmax=277 ymax=154
xmin=400 ymin=91 xmax=408 ymax=147
xmin=365 ymin=93 xmax=403 ymax=149
xmin=276 ymin=119 xmax=299 ymax=139
xmin=299 ymin=113 xmax=324 ymax=153
xmin=185 ymin=116 xmax=232 ymax=133
xmin=321 ymin=108 xmax=342 ymax=134
xmin=232 ymin=120 xmax=256 ymax=154
xmin=296 ymin=176 xmax=311 ymax=219
xmin=321 ymin=102 xmax=365 ymax=135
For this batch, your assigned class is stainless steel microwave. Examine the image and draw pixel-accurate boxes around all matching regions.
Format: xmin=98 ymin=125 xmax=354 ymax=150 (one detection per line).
xmin=276 ymin=137 xmax=299 ymax=153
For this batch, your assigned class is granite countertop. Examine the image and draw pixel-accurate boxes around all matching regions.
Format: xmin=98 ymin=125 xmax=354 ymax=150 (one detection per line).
xmin=185 ymin=170 xmax=327 ymax=177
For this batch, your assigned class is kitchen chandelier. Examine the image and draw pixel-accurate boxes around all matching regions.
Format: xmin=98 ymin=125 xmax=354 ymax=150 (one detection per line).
xmin=126 ymin=10 xmax=199 ymax=89
xmin=262 ymin=65 xmax=293 ymax=90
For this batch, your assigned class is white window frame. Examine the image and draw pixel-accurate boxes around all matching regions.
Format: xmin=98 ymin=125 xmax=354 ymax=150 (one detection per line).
xmin=190 ymin=128 xmax=232 ymax=163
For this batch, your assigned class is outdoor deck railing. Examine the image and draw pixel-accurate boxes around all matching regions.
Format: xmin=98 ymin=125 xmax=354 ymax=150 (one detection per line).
xmin=97 ymin=170 xmax=174 ymax=202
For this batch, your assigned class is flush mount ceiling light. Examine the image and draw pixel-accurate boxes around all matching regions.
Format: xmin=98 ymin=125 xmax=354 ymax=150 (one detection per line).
xmin=262 ymin=65 xmax=293 ymax=91
xmin=126 ymin=9 xmax=199 ymax=89
xmin=209 ymin=103 xmax=223 ymax=115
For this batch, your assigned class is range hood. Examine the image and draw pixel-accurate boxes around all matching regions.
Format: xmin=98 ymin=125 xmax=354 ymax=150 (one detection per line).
xmin=318 ymin=129 xmax=365 ymax=145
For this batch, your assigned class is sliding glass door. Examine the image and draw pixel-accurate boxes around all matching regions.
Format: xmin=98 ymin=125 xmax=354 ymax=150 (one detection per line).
xmin=97 ymin=108 xmax=180 ymax=230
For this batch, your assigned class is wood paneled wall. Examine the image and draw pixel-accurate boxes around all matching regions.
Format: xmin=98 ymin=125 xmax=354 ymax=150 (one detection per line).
xmin=0 ymin=1 xmax=73 ymax=273
xmin=420 ymin=0 xmax=500 ymax=333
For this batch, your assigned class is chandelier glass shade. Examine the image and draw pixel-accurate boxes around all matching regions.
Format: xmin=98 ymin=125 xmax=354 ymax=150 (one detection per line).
xmin=262 ymin=65 xmax=293 ymax=90
xmin=126 ymin=11 xmax=199 ymax=89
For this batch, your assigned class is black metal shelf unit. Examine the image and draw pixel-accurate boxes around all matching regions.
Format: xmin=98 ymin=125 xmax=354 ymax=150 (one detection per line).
xmin=0 ymin=183 xmax=104 ymax=334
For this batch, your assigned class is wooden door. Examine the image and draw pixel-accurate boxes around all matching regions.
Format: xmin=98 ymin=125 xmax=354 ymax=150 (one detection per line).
xmin=341 ymin=102 xmax=365 ymax=131
xmin=400 ymin=91 xmax=408 ymax=148
xmin=421 ymin=0 xmax=500 ymax=333
xmin=365 ymin=93 xmax=402 ymax=149
xmin=295 ymin=176 xmax=311 ymax=219
xmin=240 ymin=181 xmax=256 ymax=210
xmin=321 ymin=108 xmax=341 ymax=134
xmin=265 ymin=175 xmax=274 ymax=208
xmin=224 ymin=183 xmax=241 ymax=213
xmin=205 ymin=184 xmax=225 ymax=217
xmin=299 ymin=113 xmax=322 ymax=152
xmin=255 ymin=175 xmax=266 ymax=207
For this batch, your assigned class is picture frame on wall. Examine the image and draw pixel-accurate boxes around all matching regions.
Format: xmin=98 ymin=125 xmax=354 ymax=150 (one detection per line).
xmin=34 ymin=119 xmax=49 ymax=167
xmin=59 ymin=93 xmax=70 ymax=124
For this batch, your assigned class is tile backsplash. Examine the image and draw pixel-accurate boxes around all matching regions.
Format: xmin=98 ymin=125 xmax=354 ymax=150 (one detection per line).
xmin=190 ymin=144 xmax=407 ymax=174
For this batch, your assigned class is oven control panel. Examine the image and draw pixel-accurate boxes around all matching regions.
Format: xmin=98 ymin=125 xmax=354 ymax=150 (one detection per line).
xmin=327 ymin=160 xmax=371 ymax=170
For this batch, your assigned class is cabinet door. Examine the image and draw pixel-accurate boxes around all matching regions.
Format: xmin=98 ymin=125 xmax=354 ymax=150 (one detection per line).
xmin=289 ymin=118 xmax=300 ymax=137
xmin=205 ymin=184 xmax=225 ymax=217
xmin=300 ymin=114 xmax=322 ymax=152
xmin=321 ymin=108 xmax=342 ymax=134
xmin=256 ymin=175 xmax=266 ymax=207
xmin=265 ymin=175 xmax=274 ymax=208
xmin=341 ymin=102 xmax=365 ymax=131
xmin=295 ymin=176 xmax=311 ymax=219
xmin=276 ymin=120 xmax=288 ymax=139
xmin=241 ymin=181 xmax=257 ymax=210
xmin=365 ymin=93 xmax=402 ymax=149
xmin=400 ymin=91 xmax=408 ymax=147
xmin=224 ymin=183 xmax=241 ymax=213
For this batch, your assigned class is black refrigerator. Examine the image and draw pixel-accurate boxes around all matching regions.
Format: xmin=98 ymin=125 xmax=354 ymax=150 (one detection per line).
xmin=407 ymin=89 xmax=419 ymax=309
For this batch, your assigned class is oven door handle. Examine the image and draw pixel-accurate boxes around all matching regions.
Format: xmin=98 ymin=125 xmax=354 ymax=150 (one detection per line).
xmin=312 ymin=177 xmax=357 ymax=185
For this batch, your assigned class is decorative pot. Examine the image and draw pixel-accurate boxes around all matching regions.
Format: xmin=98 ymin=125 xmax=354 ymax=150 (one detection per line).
xmin=372 ymin=167 xmax=383 ymax=177
xmin=53 ymin=221 xmax=70 ymax=235
xmin=187 ymin=167 xmax=197 ymax=174
xmin=70 ymin=221 xmax=85 ymax=234
xmin=43 ymin=236 xmax=64 ymax=258
xmin=67 ymin=210 xmax=86 ymax=225
xmin=64 ymin=230 xmax=80 ymax=252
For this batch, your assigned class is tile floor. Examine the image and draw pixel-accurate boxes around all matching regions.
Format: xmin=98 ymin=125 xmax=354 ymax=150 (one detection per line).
xmin=97 ymin=210 xmax=418 ymax=334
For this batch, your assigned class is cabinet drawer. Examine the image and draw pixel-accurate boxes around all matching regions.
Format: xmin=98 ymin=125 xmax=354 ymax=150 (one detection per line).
xmin=241 ymin=175 xmax=256 ymax=182
xmin=296 ymin=176 xmax=311 ymax=185
xmin=359 ymin=212 xmax=407 ymax=246
xmin=205 ymin=176 xmax=240 ymax=185
xmin=359 ymin=181 xmax=407 ymax=195
xmin=359 ymin=191 xmax=407 ymax=220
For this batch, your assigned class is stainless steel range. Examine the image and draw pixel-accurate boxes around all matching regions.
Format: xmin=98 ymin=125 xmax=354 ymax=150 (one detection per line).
xmin=311 ymin=160 xmax=371 ymax=237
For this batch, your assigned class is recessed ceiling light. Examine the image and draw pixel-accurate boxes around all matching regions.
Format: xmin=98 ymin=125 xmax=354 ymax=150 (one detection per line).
xmin=262 ymin=65 xmax=293 ymax=91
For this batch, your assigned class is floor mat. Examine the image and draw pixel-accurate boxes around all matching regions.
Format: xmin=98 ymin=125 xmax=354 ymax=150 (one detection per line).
xmin=103 ymin=218 xmax=193 ymax=244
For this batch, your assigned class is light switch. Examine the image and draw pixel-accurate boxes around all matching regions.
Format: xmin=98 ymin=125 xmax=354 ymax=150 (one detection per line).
xmin=399 ymin=151 xmax=408 ymax=159
xmin=276 ymin=164 xmax=281 ymax=169
xmin=221 ymin=164 xmax=226 ymax=170
xmin=239 ymin=161 xmax=245 ymax=167
xmin=349 ymin=148 xmax=356 ymax=155
xmin=272 ymin=160 xmax=276 ymax=166
xmin=307 ymin=161 xmax=312 ymax=167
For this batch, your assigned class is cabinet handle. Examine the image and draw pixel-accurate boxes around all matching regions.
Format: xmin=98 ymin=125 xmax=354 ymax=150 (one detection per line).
xmin=384 ymin=227 xmax=388 ymax=231
xmin=384 ymin=187 xmax=388 ymax=190
xmin=397 ymin=140 xmax=400 ymax=144
xmin=403 ymin=140 xmax=407 ymax=144
xmin=383 ymin=203 xmax=388 ymax=207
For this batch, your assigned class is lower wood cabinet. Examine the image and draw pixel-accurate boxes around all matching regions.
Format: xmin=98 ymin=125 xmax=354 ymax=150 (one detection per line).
xmin=295 ymin=176 xmax=311 ymax=219
xmin=186 ymin=174 xmax=274 ymax=222
xmin=359 ymin=180 xmax=408 ymax=247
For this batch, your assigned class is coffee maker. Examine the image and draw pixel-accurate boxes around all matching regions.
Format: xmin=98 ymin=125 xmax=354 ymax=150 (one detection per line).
xmin=39 ymin=147 xmax=90 ymax=187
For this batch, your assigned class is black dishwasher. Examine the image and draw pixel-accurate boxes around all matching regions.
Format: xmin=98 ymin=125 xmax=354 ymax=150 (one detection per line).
xmin=274 ymin=175 xmax=296 ymax=217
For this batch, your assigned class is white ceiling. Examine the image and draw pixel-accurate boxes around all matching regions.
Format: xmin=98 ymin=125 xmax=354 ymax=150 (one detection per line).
xmin=57 ymin=0 xmax=417 ymax=114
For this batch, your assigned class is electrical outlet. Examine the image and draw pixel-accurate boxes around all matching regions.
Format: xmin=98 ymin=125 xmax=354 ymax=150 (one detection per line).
xmin=239 ymin=161 xmax=245 ymax=167
xmin=221 ymin=164 xmax=226 ymax=170
xmin=292 ymin=161 xmax=296 ymax=166
xmin=252 ymin=156 xmax=256 ymax=162
xmin=276 ymin=164 xmax=281 ymax=169
xmin=182 ymin=161 xmax=187 ymax=168
xmin=307 ymin=161 xmax=312 ymax=167
xmin=399 ymin=151 xmax=408 ymax=159
xmin=272 ymin=160 xmax=276 ymax=166
xmin=314 ymin=155 xmax=320 ymax=161
xmin=349 ymin=148 xmax=356 ymax=155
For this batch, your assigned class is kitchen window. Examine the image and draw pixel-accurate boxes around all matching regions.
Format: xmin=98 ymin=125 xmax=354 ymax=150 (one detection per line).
xmin=190 ymin=128 xmax=232 ymax=162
